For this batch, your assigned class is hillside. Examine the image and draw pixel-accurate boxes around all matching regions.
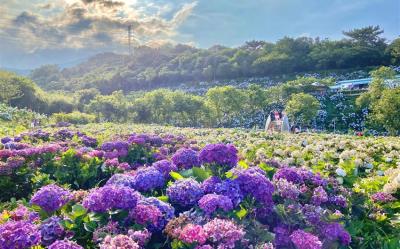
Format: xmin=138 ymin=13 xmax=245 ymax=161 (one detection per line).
xmin=29 ymin=27 xmax=400 ymax=94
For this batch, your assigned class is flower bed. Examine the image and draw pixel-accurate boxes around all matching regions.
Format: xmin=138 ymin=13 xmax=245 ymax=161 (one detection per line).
xmin=0 ymin=125 xmax=399 ymax=248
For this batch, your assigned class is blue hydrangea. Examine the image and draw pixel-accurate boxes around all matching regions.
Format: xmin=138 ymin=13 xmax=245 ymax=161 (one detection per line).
xmin=167 ymin=178 xmax=204 ymax=208
xmin=132 ymin=167 xmax=165 ymax=192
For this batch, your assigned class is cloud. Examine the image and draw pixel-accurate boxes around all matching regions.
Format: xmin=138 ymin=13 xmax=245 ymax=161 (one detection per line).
xmin=0 ymin=0 xmax=197 ymax=53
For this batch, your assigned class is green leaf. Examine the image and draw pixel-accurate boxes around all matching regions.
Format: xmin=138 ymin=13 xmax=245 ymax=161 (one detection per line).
xmin=157 ymin=195 xmax=169 ymax=202
xmin=71 ymin=204 xmax=87 ymax=218
xmin=238 ymin=160 xmax=249 ymax=169
xmin=235 ymin=206 xmax=248 ymax=219
xmin=192 ymin=167 xmax=210 ymax=181
xmin=83 ymin=221 xmax=97 ymax=232
xmin=170 ymin=171 xmax=184 ymax=180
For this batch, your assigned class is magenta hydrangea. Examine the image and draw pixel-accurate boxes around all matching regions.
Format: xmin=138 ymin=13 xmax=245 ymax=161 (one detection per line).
xmin=82 ymin=185 xmax=139 ymax=212
xmin=171 ymin=148 xmax=200 ymax=170
xmin=199 ymin=143 xmax=238 ymax=168
xmin=179 ymin=224 xmax=207 ymax=245
xmin=167 ymin=178 xmax=204 ymax=208
xmin=290 ymin=230 xmax=322 ymax=249
xmin=30 ymin=184 xmax=72 ymax=213
xmin=0 ymin=220 xmax=41 ymax=249
xmin=132 ymin=166 xmax=165 ymax=192
xmin=48 ymin=239 xmax=83 ymax=249
xmin=198 ymin=194 xmax=233 ymax=215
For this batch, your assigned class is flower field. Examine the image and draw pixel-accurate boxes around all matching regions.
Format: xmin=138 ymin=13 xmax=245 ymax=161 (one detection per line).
xmin=0 ymin=124 xmax=399 ymax=249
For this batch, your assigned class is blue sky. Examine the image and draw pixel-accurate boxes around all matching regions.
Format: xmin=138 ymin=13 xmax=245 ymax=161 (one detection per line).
xmin=0 ymin=0 xmax=399 ymax=69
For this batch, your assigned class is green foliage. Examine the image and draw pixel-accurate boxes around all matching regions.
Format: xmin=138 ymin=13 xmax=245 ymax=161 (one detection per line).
xmin=285 ymin=93 xmax=320 ymax=126
xmin=52 ymin=111 xmax=96 ymax=125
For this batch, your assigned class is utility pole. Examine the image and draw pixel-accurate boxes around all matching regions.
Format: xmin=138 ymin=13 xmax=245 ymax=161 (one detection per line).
xmin=128 ymin=24 xmax=132 ymax=55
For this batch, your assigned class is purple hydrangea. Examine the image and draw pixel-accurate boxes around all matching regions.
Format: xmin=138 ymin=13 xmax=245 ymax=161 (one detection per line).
xmin=81 ymin=135 xmax=97 ymax=147
xmin=48 ymin=239 xmax=83 ymax=249
xmin=203 ymin=218 xmax=245 ymax=248
xmin=329 ymin=195 xmax=347 ymax=208
xmin=371 ymin=192 xmax=396 ymax=203
xmin=275 ymin=178 xmax=300 ymax=200
xmin=128 ymin=229 xmax=152 ymax=247
xmin=202 ymin=177 xmax=243 ymax=207
xmin=1 ymin=137 xmax=12 ymax=144
xmin=198 ymin=194 xmax=233 ymax=215
xmin=100 ymin=235 xmax=140 ymax=249
xmin=40 ymin=216 xmax=67 ymax=246
xmin=273 ymin=167 xmax=303 ymax=184
xmin=199 ymin=143 xmax=238 ymax=168
xmin=321 ymin=222 xmax=351 ymax=246
xmin=30 ymin=184 xmax=72 ymax=213
xmin=311 ymin=186 xmax=329 ymax=205
xmin=273 ymin=225 xmax=291 ymax=247
xmin=167 ymin=178 xmax=204 ymax=208
xmin=171 ymin=148 xmax=200 ymax=170
xmin=82 ymin=185 xmax=139 ymax=212
xmin=152 ymin=160 xmax=178 ymax=178
xmin=0 ymin=220 xmax=41 ymax=249
xmin=233 ymin=168 xmax=274 ymax=206
xmin=140 ymin=197 xmax=175 ymax=231
xmin=132 ymin=166 xmax=165 ymax=192
xmin=106 ymin=174 xmax=136 ymax=188
xmin=290 ymin=230 xmax=322 ymax=249
xmin=129 ymin=204 xmax=162 ymax=226
xmin=8 ymin=205 xmax=39 ymax=222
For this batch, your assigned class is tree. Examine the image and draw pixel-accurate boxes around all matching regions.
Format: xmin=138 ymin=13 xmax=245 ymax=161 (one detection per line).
xmin=386 ymin=38 xmax=400 ymax=64
xmin=30 ymin=64 xmax=62 ymax=90
xmin=285 ymin=93 xmax=320 ymax=127
xmin=370 ymin=88 xmax=400 ymax=135
xmin=343 ymin=26 xmax=386 ymax=47
xmin=0 ymin=71 xmax=23 ymax=104
xmin=205 ymin=86 xmax=248 ymax=126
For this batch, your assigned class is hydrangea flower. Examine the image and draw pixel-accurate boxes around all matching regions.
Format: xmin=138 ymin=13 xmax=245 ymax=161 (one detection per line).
xmin=167 ymin=179 xmax=204 ymax=208
xmin=83 ymin=185 xmax=139 ymax=212
xmin=273 ymin=167 xmax=303 ymax=184
xmin=0 ymin=220 xmax=41 ymax=249
xmin=40 ymin=216 xmax=67 ymax=246
xmin=132 ymin=166 xmax=165 ymax=192
xmin=139 ymin=197 xmax=175 ymax=231
xmin=275 ymin=178 xmax=300 ymax=200
xmin=152 ymin=160 xmax=178 ymax=178
xmin=203 ymin=218 xmax=245 ymax=248
xmin=30 ymin=184 xmax=72 ymax=213
xmin=311 ymin=186 xmax=329 ymax=205
xmin=128 ymin=229 xmax=152 ymax=247
xmin=100 ymin=235 xmax=140 ymax=249
xmin=48 ymin=239 xmax=83 ymax=249
xmin=106 ymin=174 xmax=136 ymax=188
xmin=171 ymin=148 xmax=200 ymax=169
xmin=198 ymin=194 xmax=233 ymax=215
xmin=233 ymin=168 xmax=274 ymax=206
xmin=370 ymin=192 xmax=396 ymax=203
xmin=199 ymin=143 xmax=238 ymax=168
xmin=129 ymin=204 xmax=162 ymax=226
xmin=8 ymin=205 xmax=39 ymax=222
xmin=321 ymin=222 xmax=351 ymax=246
xmin=179 ymin=224 xmax=207 ymax=245
xmin=290 ymin=230 xmax=322 ymax=249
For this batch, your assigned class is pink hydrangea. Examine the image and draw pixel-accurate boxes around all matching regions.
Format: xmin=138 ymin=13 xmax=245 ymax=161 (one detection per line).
xmin=179 ymin=224 xmax=207 ymax=245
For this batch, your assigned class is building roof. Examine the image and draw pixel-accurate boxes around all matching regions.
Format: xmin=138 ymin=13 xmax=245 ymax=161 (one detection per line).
xmin=329 ymin=75 xmax=400 ymax=90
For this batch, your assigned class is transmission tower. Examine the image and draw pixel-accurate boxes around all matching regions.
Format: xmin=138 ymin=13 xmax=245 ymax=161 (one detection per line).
xmin=128 ymin=24 xmax=132 ymax=55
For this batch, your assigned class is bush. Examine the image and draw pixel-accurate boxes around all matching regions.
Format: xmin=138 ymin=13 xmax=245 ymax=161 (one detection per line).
xmin=51 ymin=111 xmax=96 ymax=125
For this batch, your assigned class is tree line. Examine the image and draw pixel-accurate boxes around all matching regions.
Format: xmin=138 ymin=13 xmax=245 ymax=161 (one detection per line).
xmin=30 ymin=26 xmax=400 ymax=94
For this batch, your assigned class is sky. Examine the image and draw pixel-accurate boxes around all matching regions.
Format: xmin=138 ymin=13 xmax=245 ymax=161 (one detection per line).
xmin=0 ymin=0 xmax=399 ymax=69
